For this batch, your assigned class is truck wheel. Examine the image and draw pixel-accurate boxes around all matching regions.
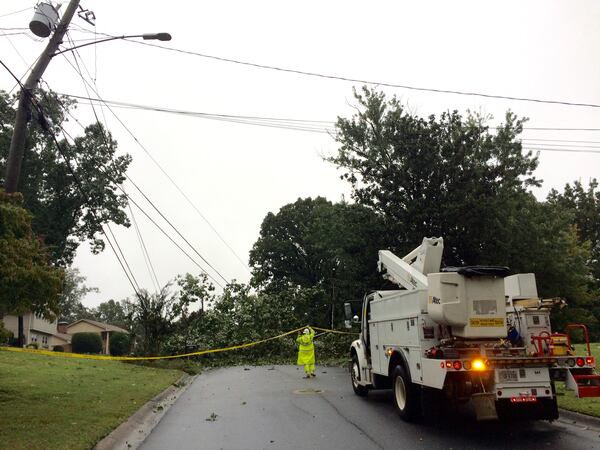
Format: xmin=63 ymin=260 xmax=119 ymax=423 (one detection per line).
xmin=392 ymin=365 xmax=421 ymax=421
xmin=351 ymin=355 xmax=368 ymax=397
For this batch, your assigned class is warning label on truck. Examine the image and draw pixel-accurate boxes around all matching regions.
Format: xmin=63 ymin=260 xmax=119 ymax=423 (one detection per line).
xmin=469 ymin=318 xmax=505 ymax=327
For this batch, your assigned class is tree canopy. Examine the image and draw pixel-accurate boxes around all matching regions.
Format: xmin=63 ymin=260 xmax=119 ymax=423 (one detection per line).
xmin=0 ymin=90 xmax=131 ymax=266
xmin=0 ymin=190 xmax=63 ymax=317
xmin=249 ymin=196 xmax=390 ymax=325
xmin=330 ymin=87 xmax=540 ymax=266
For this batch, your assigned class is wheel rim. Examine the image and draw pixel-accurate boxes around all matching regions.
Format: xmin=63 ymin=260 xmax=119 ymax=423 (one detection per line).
xmin=395 ymin=375 xmax=407 ymax=410
xmin=352 ymin=361 xmax=360 ymax=388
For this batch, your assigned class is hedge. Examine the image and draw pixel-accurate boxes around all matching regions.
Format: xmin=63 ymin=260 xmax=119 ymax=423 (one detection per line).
xmin=72 ymin=332 xmax=102 ymax=354
xmin=109 ymin=332 xmax=130 ymax=356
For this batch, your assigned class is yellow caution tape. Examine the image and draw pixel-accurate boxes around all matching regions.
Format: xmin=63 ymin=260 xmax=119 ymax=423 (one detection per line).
xmin=312 ymin=326 xmax=359 ymax=336
xmin=0 ymin=325 xmax=358 ymax=361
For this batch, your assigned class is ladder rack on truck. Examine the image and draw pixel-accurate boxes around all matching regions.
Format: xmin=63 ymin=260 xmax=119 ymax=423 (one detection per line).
xmin=347 ymin=237 xmax=599 ymax=422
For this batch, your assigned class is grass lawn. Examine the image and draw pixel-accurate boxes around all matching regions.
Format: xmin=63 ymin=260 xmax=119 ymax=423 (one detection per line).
xmin=557 ymin=342 xmax=600 ymax=418
xmin=0 ymin=350 xmax=182 ymax=450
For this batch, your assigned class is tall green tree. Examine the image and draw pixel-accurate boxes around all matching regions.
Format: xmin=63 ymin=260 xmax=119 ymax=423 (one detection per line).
xmin=0 ymin=90 xmax=131 ymax=265
xmin=249 ymin=196 xmax=389 ymax=325
xmin=94 ymin=299 xmax=128 ymax=328
xmin=547 ymin=180 xmax=600 ymax=290
xmin=547 ymin=180 xmax=600 ymax=337
xmin=330 ymin=87 xmax=540 ymax=266
xmin=0 ymin=190 xmax=63 ymax=318
xmin=175 ymin=273 xmax=216 ymax=317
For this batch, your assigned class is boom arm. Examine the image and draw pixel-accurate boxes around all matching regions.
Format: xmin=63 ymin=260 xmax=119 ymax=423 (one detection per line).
xmin=378 ymin=237 xmax=444 ymax=290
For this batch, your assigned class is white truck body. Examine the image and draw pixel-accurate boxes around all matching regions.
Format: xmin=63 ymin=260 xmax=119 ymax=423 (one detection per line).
xmin=349 ymin=238 xmax=599 ymax=421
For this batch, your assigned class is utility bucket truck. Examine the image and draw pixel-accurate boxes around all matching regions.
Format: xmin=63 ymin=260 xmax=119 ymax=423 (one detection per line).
xmin=348 ymin=238 xmax=600 ymax=422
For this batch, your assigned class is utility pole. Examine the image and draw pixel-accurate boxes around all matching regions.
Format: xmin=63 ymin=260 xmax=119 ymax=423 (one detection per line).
xmin=4 ymin=0 xmax=80 ymax=347
xmin=4 ymin=0 xmax=80 ymax=194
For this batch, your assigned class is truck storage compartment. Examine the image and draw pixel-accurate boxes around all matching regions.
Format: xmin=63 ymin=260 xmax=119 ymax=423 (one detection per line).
xmin=427 ymin=272 xmax=507 ymax=338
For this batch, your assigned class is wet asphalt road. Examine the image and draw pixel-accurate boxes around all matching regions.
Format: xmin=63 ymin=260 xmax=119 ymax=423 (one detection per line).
xmin=140 ymin=365 xmax=600 ymax=450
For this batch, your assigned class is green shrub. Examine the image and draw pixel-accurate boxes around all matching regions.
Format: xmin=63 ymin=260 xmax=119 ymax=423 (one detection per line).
xmin=0 ymin=321 xmax=13 ymax=345
xmin=109 ymin=332 xmax=130 ymax=356
xmin=26 ymin=342 xmax=39 ymax=349
xmin=72 ymin=332 xmax=102 ymax=354
xmin=53 ymin=345 xmax=64 ymax=352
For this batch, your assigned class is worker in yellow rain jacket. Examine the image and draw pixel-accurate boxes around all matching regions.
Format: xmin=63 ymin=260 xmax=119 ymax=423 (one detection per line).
xmin=296 ymin=326 xmax=316 ymax=378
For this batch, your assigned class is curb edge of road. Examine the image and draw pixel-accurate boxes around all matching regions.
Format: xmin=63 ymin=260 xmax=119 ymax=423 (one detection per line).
xmin=558 ymin=408 xmax=600 ymax=431
xmin=93 ymin=373 xmax=196 ymax=450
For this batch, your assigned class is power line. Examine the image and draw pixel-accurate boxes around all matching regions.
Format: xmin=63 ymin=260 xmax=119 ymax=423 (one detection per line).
xmin=104 ymin=222 xmax=142 ymax=293
xmin=1 ymin=30 xmax=43 ymax=96
xmin=48 ymin=84 xmax=228 ymax=290
xmin=71 ymin=28 xmax=600 ymax=109
xmin=52 ymin=92 xmax=228 ymax=291
xmin=59 ymin=55 xmax=253 ymax=277
xmin=60 ymin=94 xmax=332 ymax=134
xmin=0 ymin=7 xmax=32 ymax=19
xmin=59 ymin=93 xmax=333 ymax=124
xmin=61 ymin=49 xmax=230 ymax=287
xmin=37 ymin=111 xmax=142 ymax=297
xmin=29 ymin=91 xmax=144 ymax=298
xmin=521 ymin=140 xmax=600 ymax=150
xmin=524 ymin=147 xmax=600 ymax=154
xmin=61 ymin=92 xmax=600 ymax=138
xmin=521 ymin=137 xmax=600 ymax=145
xmin=129 ymin=202 xmax=161 ymax=293
xmin=2 ymin=57 xmax=228 ymax=292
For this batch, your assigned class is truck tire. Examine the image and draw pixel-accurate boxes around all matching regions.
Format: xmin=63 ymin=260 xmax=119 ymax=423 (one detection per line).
xmin=351 ymin=355 xmax=368 ymax=397
xmin=392 ymin=365 xmax=421 ymax=422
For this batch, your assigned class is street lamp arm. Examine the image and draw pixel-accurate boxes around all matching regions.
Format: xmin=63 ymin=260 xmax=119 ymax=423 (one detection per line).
xmin=53 ymin=33 xmax=172 ymax=56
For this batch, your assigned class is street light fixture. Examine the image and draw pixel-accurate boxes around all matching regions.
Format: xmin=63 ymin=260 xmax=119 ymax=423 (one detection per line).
xmin=54 ymin=32 xmax=172 ymax=56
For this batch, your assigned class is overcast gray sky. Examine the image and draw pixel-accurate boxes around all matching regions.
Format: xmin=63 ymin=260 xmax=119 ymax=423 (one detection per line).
xmin=1 ymin=0 xmax=599 ymax=307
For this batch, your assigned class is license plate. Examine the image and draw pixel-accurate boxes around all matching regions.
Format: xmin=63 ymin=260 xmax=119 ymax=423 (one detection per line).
xmin=498 ymin=369 xmax=518 ymax=382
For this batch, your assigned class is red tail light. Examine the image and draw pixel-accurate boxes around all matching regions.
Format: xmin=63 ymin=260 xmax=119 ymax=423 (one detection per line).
xmin=576 ymin=357 xmax=585 ymax=367
xmin=452 ymin=360 xmax=462 ymax=370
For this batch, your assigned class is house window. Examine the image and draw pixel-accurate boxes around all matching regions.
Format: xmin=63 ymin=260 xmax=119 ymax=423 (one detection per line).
xmin=31 ymin=333 xmax=38 ymax=342
xmin=42 ymin=335 xmax=48 ymax=345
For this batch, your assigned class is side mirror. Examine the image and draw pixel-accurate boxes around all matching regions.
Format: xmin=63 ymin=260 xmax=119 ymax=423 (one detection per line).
xmin=344 ymin=302 xmax=352 ymax=320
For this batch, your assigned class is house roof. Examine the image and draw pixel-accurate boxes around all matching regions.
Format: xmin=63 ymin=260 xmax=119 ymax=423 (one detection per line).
xmin=53 ymin=332 xmax=72 ymax=343
xmin=67 ymin=319 xmax=128 ymax=334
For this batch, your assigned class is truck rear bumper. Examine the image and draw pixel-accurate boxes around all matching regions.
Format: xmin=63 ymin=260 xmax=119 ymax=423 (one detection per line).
xmin=495 ymin=397 xmax=559 ymax=421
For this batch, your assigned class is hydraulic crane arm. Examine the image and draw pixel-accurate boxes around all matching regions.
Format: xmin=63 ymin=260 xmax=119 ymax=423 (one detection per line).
xmin=378 ymin=237 xmax=444 ymax=290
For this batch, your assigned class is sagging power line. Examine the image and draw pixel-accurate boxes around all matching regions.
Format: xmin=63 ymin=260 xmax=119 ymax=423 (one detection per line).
xmin=57 ymin=49 xmax=252 ymax=277
xmin=58 ymin=50 xmax=230 ymax=288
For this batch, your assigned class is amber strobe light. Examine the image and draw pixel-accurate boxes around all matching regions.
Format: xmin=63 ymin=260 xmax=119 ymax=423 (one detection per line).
xmin=472 ymin=358 xmax=486 ymax=371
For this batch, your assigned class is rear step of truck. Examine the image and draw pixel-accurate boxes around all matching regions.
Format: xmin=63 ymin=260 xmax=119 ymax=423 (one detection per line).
xmin=566 ymin=371 xmax=600 ymax=398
